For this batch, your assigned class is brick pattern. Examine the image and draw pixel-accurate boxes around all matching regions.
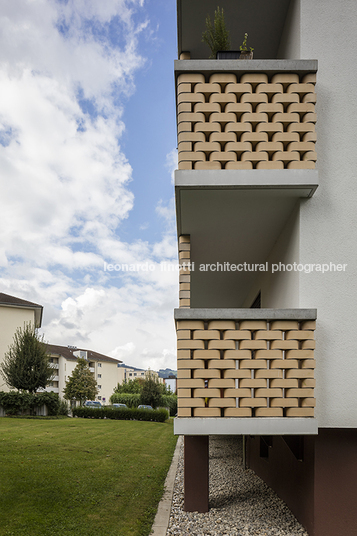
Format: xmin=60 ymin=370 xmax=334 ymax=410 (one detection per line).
xmin=177 ymin=72 xmax=317 ymax=170
xmin=176 ymin=319 xmax=316 ymax=417
xmin=179 ymin=235 xmax=191 ymax=308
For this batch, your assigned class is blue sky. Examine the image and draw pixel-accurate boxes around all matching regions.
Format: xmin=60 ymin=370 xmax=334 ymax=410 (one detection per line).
xmin=0 ymin=0 xmax=180 ymax=370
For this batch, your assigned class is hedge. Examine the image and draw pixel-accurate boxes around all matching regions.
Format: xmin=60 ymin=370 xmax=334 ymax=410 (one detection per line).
xmin=0 ymin=391 xmax=60 ymax=416
xmin=109 ymin=392 xmax=177 ymax=416
xmin=73 ymin=406 xmax=169 ymax=422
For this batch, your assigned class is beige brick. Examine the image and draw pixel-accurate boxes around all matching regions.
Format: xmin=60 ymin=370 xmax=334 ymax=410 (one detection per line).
xmin=209 ymin=93 xmax=237 ymax=104
xmin=193 ymin=369 xmax=220 ymax=379
xmin=208 ymin=340 xmax=236 ymax=350
xmin=240 ymin=340 xmax=268 ymax=350
xmin=286 ymin=350 xmax=314 ymax=359
xmin=209 ymin=73 xmax=237 ymax=86
xmin=256 ymin=123 xmax=284 ymax=134
xmin=255 ymin=142 xmax=284 ymax=156
xmin=225 ymin=102 xmax=252 ymax=115
xmin=177 ymin=349 xmax=191 ymax=359
xmin=239 ymin=321 xmax=267 ymax=330
xmin=256 ymin=82 xmax=284 ymax=95
xmin=240 ymin=378 xmax=267 ymax=388
xmin=177 ymin=92 xmax=205 ymax=105
xmin=179 ymin=282 xmax=190 ymax=290
xmin=179 ymin=52 xmax=191 ymax=60
xmin=177 ymin=388 xmax=191 ymax=398
xmin=178 ymin=398 xmax=205 ymax=408
xmin=270 ymin=359 xmax=299 ymax=369
xmin=301 ymin=320 xmax=316 ymax=330
xmin=240 ymin=359 xmax=267 ymax=369
xmin=177 ymin=122 xmax=193 ymax=134
xmin=287 ymin=161 xmax=315 ymax=170
xmin=271 ymin=93 xmax=299 ymax=105
xmin=209 ymin=132 xmax=237 ymax=144
xmin=256 ymin=103 xmax=284 ymax=117
xmin=194 ymin=82 xmax=221 ymax=96
xmin=287 ymin=123 xmax=315 ymax=134
xmin=177 ymin=378 xmax=204 ymax=388
xmin=270 ymin=340 xmax=299 ymax=350
xmin=223 ymin=330 xmax=251 ymax=340
xmin=286 ymin=388 xmax=314 ymax=398
xmin=287 ymin=103 xmax=315 ymax=115
xmin=209 ymin=398 xmax=235 ymax=408
xmin=225 ymin=82 xmax=252 ymax=95
xmin=255 ymin=388 xmax=283 ymax=398
xmin=210 ymin=151 xmax=238 ymax=163
xmin=303 ymin=151 xmax=317 ymax=161
xmin=286 ymin=369 xmax=314 ymax=379
xmin=209 ymin=112 xmax=236 ymax=125
xmin=193 ymin=407 xmax=221 ymax=417
xmin=194 ymin=102 xmax=221 ymax=115
xmin=194 ymin=122 xmax=221 ymax=134
xmin=179 ymin=151 xmax=205 ymax=162
xmin=241 ymin=93 xmax=268 ymax=105
xmin=176 ymin=320 xmax=204 ymax=330
xmin=301 ymin=359 xmax=316 ymax=369
xmin=177 ymin=369 xmax=191 ymax=379
xmin=300 ymin=378 xmax=316 ymax=388
xmin=255 ymin=408 xmax=283 ymax=417
xmin=193 ymin=349 xmax=220 ymax=359
xmin=179 ymin=290 xmax=190 ymax=299
xmin=178 ymin=131 xmax=205 ymax=143
xmin=208 ymin=359 xmax=236 ymax=369
xmin=177 ymin=73 xmax=206 ymax=85
xmin=177 ymin=330 xmax=191 ymax=340
xmin=177 ymin=339 xmax=205 ymax=350
xmin=256 ymin=161 xmax=284 ymax=170
xmin=224 ymin=388 xmax=251 ymax=397
xmin=270 ymin=73 xmax=299 ymax=87
xmin=241 ymin=112 xmax=269 ymax=125
xmin=177 ymin=407 xmax=192 ymax=417
xmin=302 ymin=340 xmax=316 ymax=350
xmin=286 ymin=407 xmax=314 ymax=417
xmin=178 ymin=111 xmax=205 ymax=124
xmin=179 ymin=298 xmax=190 ymax=308
xmin=286 ymin=330 xmax=315 ymax=340
xmin=242 ymin=152 xmax=269 ymax=163
xmin=255 ymin=349 xmax=284 ymax=359
xmin=272 ymin=132 xmax=300 ymax=146
xmin=194 ymin=161 xmax=222 ymax=170
xmin=177 ymin=359 xmax=204 ymax=369
xmin=193 ymin=388 xmax=220 ymax=398
xmin=270 ymin=321 xmax=299 ymax=331
xmin=223 ymin=369 xmax=251 ymax=379
xmin=287 ymin=83 xmax=315 ymax=96
xmin=302 ymin=73 xmax=317 ymax=85
xmin=302 ymin=92 xmax=317 ymax=104
xmin=272 ymin=112 xmax=300 ymax=125
xmin=226 ymin=122 xmax=253 ymax=134
xmin=225 ymin=141 xmax=253 ymax=154
xmin=208 ymin=320 xmax=236 ymax=330
xmin=178 ymin=102 xmax=192 ymax=114
xmin=270 ymin=378 xmax=299 ymax=388
xmin=178 ymin=161 xmax=193 ymax=170
xmin=208 ymin=378 xmax=235 ymax=388
xmin=254 ymin=369 xmax=283 ymax=379
xmin=194 ymin=141 xmax=221 ymax=154
xmin=240 ymin=398 xmax=267 ymax=408
xmin=178 ymin=235 xmax=190 ymax=244
xmin=272 ymin=150 xmax=300 ymax=163
xmin=301 ymin=398 xmax=316 ymax=407
xmin=287 ymin=141 xmax=315 ymax=153
xmin=178 ymin=242 xmax=190 ymax=252
xmin=240 ymin=73 xmax=269 ymax=86
xmin=270 ymin=398 xmax=299 ymax=408
xmin=225 ymin=161 xmax=254 ymax=170
xmin=193 ymin=329 xmax=220 ymax=340
xmin=254 ymin=330 xmax=283 ymax=340
xmin=224 ymin=408 xmax=252 ymax=417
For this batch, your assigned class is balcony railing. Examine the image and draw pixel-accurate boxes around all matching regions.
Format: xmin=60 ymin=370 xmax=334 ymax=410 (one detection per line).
xmin=175 ymin=308 xmax=317 ymax=434
xmin=175 ymin=61 xmax=317 ymax=172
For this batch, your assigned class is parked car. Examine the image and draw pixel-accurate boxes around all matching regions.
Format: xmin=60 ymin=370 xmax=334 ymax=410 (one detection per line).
xmin=138 ymin=405 xmax=153 ymax=410
xmin=84 ymin=400 xmax=102 ymax=408
xmin=112 ymin=403 xmax=127 ymax=409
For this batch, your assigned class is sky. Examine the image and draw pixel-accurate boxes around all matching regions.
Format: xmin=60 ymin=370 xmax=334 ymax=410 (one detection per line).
xmin=0 ymin=0 xmax=180 ymax=371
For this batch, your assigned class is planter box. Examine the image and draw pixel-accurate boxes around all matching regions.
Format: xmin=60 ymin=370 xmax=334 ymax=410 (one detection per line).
xmin=216 ymin=51 xmax=241 ymax=59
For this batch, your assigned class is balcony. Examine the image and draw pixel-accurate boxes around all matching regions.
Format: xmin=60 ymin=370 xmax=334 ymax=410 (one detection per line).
xmin=174 ymin=307 xmax=317 ymax=435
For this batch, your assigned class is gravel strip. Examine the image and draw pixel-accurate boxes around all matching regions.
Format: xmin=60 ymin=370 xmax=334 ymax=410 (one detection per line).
xmin=167 ymin=435 xmax=308 ymax=536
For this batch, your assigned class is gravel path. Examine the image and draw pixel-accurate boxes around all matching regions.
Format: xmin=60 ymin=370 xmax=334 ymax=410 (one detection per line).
xmin=167 ymin=436 xmax=308 ymax=536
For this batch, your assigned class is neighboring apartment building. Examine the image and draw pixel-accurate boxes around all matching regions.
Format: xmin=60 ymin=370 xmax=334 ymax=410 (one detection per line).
xmin=0 ymin=292 xmax=43 ymax=392
xmin=46 ymin=345 xmax=122 ymax=404
xmin=173 ymin=1 xmax=357 ymax=535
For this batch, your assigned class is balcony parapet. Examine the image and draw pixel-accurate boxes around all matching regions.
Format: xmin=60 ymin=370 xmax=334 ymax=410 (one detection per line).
xmin=174 ymin=307 xmax=317 ymax=435
xmin=175 ymin=60 xmax=317 ymax=172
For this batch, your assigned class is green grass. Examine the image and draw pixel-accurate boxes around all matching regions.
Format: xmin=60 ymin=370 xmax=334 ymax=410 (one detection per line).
xmin=0 ymin=417 xmax=177 ymax=536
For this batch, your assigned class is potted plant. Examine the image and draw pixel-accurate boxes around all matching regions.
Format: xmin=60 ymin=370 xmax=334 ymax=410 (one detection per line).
xmin=239 ymin=32 xmax=254 ymax=59
xmin=202 ymin=7 xmax=234 ymax=59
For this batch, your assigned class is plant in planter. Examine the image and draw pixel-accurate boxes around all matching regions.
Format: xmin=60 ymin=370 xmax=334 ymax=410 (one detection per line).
xmin=239 ymin=32 xmax=254 ymax=59
xmin=202 ymin=6 xmax=231 ymax=59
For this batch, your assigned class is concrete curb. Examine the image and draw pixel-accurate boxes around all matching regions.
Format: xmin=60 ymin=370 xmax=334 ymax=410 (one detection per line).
xmin=150 ymin=435 xmax=183 ymax=536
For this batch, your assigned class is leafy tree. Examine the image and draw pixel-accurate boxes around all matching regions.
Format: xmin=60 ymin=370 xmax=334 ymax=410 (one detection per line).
xmin=202 ymin=7 xmax=230 ymax=58
xmin=63 ymin=358 xmax=98 ymax=406
xmin=0 ymin=323 xmax=54 ymax=393
xmin=140 ymin=374 xmax=162 ymax=409
xmin=113 ymin=378 xmax=143 ymax=394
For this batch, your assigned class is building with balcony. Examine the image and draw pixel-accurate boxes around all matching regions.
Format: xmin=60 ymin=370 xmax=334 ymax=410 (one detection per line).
xmin=173 ymin=1 xmax=357 ymax=535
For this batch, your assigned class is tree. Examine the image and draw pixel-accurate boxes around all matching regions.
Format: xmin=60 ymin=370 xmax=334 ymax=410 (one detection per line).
xmin=140 ymin=374 xmax=162 ymax=409
xmin=63 ymin=358 xmax=98 ymax=406
xmin=113 ymin=378 xmax=143 ymax=394
xmin=202 ymin=7 xmax=230 ymax=58
xmin=0 ymin=323 xmax=54 ymax=393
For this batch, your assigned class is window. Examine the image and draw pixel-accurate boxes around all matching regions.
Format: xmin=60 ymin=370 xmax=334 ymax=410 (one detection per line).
xmin=98 ymin=396 xmax=101 ymax=400
xmin=98 ymin=363 xmax=102 ymax=368
xmin=98 ymin=374 xmax=101 ymax=378
xmin=97 ymin=385 xmax=101 ymax=389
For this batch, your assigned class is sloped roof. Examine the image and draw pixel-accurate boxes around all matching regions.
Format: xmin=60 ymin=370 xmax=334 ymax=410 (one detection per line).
xmin=0 ymin=292 xmax=43 ymax=327
xmin=47 ymin=344 xmax=122 ymax=364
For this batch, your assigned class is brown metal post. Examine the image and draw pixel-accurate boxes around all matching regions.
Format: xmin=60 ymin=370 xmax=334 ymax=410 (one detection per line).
xmin=184 ymin=435 xmax=209 ymax=512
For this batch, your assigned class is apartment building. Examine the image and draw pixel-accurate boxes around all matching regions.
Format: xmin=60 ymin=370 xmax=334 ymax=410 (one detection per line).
xmin=0 ymin=292 xmax=43 ymax=392
xmin=46 ymin=345 xmax=122 ymax=404
xmin=173 ymin=1 xmax=357 ymax=535
xmin=117 ymin=363 xmax=162 ymax=384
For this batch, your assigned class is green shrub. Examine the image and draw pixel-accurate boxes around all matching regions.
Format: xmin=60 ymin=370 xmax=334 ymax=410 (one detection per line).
xmin=73 ymin=406 xmax=168 ymax=422
xmin=58 ymin=399 xmax=69 ymax=416
xmin=0 ymin=391 xmax=60 ymax=416
xmin=109 ymin=392 xmax=141 ymax=407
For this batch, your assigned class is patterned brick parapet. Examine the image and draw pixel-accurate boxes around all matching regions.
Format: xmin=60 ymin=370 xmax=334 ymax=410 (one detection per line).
xmin=179 ymin=235 xmax=191 ymax=308
xmin=177 ymin=72 xmax=316 ymax=170
xmin=176 ymin=318 xmax=316 ymax=418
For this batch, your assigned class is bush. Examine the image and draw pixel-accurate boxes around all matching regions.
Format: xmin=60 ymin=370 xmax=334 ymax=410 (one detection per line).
xmin=160 ymin=395 xmax=177 ymax=416
xmin=109 ymin=393 xmax=141 ymax=407
xmin=72 ymin=406 xmax=169 ymax=422
xmin=0 ymin=391 xmax=60 ymax=416
xmin=58 ymin=399 xmax=69 ymax=416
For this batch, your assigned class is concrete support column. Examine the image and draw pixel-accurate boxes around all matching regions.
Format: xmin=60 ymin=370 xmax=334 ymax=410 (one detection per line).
xmin=184 ymin=435 xmax=209 ymax=512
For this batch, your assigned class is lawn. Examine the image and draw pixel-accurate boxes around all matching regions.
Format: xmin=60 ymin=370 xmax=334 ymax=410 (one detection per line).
xmin=0 ymin=417 xmax=177 ymax=536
